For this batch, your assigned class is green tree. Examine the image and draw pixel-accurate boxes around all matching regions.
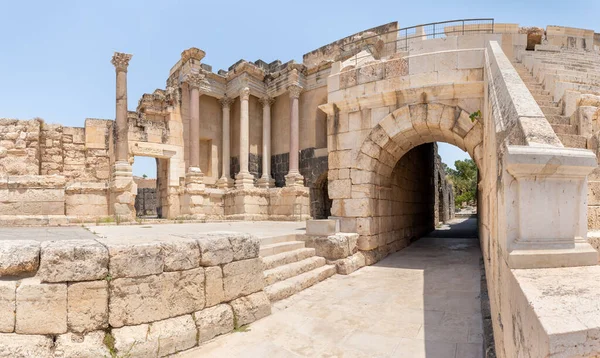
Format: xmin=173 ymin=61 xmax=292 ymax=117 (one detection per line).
xmin=444 ymin=159 xmax=477 ymax=208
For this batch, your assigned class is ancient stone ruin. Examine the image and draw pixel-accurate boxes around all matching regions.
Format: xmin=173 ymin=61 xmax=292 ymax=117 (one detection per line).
xmin=1 ymin=18 xmax=600 ymax=357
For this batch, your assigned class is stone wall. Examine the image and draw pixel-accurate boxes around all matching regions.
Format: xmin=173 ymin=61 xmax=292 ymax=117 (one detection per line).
xmin=0 ymin=118 xmax=41 ymax=175
xmin=0 ymin=232 xmax=270 ymax=357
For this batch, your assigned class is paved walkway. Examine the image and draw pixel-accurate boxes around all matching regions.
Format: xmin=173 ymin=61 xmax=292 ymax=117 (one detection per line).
xmin=177 ymin=217 xmax=483 ymax=357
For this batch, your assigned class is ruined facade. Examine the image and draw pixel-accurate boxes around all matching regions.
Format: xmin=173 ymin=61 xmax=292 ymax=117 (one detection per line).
xmin=2 ymin=19 xmax=600 ymax=357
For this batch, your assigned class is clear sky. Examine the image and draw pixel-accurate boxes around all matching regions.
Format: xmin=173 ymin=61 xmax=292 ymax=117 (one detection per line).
xmin=1 ymin=0 xmax=598 ymax=177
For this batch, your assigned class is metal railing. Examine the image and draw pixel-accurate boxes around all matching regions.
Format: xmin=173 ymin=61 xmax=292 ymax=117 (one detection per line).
xmin=341 ymin=18 xmax=494 ymax=67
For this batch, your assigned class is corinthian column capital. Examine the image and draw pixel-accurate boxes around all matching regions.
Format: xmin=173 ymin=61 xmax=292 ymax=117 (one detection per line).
xmin=219 ymin=96 xmax=234 ymax=109
xmin=111 ymin=52 xmax=132 ymax=72
xmin=259 ymin=97 xmax=275 ymax=107
xmin=240 ymin=87 xmax=250 ymax=101
xmin=184 ymin=71 xmax=208 ymax=90
xmin=288 ymin=84 xmax=303 ymax=99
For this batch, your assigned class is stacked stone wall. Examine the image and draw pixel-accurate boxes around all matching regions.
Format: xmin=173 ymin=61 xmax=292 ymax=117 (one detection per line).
xmin=0 ymin=232 xmax=270 ymax=357
xmin=0 ymin=118 xmax=41 ymax=176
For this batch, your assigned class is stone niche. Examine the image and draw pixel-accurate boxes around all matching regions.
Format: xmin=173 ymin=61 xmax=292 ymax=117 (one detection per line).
xmin=0 ymin=232 xmax=271 ymax=357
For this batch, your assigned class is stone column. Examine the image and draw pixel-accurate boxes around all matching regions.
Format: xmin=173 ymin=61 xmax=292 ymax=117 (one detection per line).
xmin=257 ymin=97 xmax=275 ymax=188
xmin=285 ymin=85 xmax=304 ymax=187
xmin=184 ymin=72 xmax=206 ymax=189
xmin=217 ymin=97 xmax=234 ymax=188
xmin=235 ymin=87 xmax=254 ymax=188
xmin=110 ymin=52 xmax=136 ymax=221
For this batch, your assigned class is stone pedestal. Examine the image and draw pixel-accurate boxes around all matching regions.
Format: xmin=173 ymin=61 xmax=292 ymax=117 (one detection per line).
xmin=184 ymin=168 xmax=206 ymax=219
xmin=256 ymin=177 xmax=275 ymax=188
xmin=223 ymin=188 xmax=269 ymax=220
xmin=284 ymin=172 xmax=304 ymax=187
xmin=269 ymin=186 xmax=310 ymax=221
xmin=109 ymin=161 xmax=137 ymax=222
xmin=216 ymin=176 xmax=234 ymax=189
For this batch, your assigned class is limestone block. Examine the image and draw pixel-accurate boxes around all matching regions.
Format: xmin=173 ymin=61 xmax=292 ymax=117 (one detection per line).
xmin=16 ymin=278 xmax=67 ymax=334
xmin=306 ymin=219 xmax=338 ymax=236
xmin=228 ymin=233 xmax=261 ymax=261
xmin=194 ymin=234 xmax=234 ymax=266
xmin=0 ymin=240 xmax=40 ymax=277
xmin=161 ymin=239 xmax=200 ymax=271
xmin=54 ymin=331 xmax=110 ymax=358
xmin=304 ymin=233 xmax=359 ymax=260
xmin=105 ymin=241 xmax=164 ymax=278
xmin=205 ymin=266 xmax=225 ymax=307
xmin=0 ymin=333 xmax=53 ymax=358
xmin=67 ymin=280 xmax=108 ymax=333
xmin=108 ymin=268 xmax=205 ymax=327
xmin=329 ymin=252 xmax=367 ymax=275
xmin=229 ymin=291 xmax=271 ymax=327
xmin=358 ymin=235 xmax=380 ymax=251
xmin=222 ymin=258 xmax=264 ymax=301
xmin=112 ymin=315 xmax=197 ymax=357
xmin=38 ymin=239 xmax=108 ymax=283
xmin=194 ymin=304 xmax=234 ymax=343
xmin=0 ymin=281 xmax=16 ymax=332
xmin=328 ymin=178 xmax=352 ymax=199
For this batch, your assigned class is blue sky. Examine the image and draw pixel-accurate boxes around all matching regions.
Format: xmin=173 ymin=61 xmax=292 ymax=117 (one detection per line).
xmin=1 ymin=0 xmax=598 ymax=177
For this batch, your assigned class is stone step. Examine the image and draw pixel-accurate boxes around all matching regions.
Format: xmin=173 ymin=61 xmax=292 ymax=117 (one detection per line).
xmin=262 ymin=248 xmax=317 ymax=270
xmin=536 ymin=100 xmax=554 ymax=107
xmin=264 ymin=256 xmax=326 ymax=286
xmin=533 ymin=94 xmax=553 ymax=102
xmin=265 ymin=264 xmax=336 ymax=302
xmin=260 ymin=234 xmax=300 ymax=246
xmin=546 ymin=115 xmax=571 ymax=125
xmin=541 ymin=106 xmax=561 ymax=116
xmin=529 ymin=89 xmax=551 ymax=96
xmin=557 ymin=133 xmax=588 ymax=149
xmin=259 ymin=241 xmax=305 ymax=257
xmin=551 ymin=124 xmax=578 ymax=135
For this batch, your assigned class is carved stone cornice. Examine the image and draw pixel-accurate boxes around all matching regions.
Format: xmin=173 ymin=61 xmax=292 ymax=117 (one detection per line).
xmin=240 ymin=87 xmax=250 ymax=101
xmin=219 ymin=96 xmax=234 ymax=109
xmin=184 ymin=71 xmax=209 ymax=90
xmin=111 ymin=52 xmax=132 ymax=72
xmin=288 ymin=84 xmax=303 ymax=99
xmin=181 ymin=47 xmax=206 ymax=63
xmin=259 ymin=97 xmax=275 ymax=107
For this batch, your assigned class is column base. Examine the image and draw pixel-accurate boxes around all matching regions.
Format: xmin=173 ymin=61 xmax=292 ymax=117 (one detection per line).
xmin=216 ymin=176 xmax=235 ymax=189
xmin=186 ymin=167 xmax=205 ymax=194
xmin=235 ymin=172 xmax=254 ymax=189
xmin=285 ymin=172 xmax=304 ymax=187
xmin=110 ymin=161 xmax=136 ymax=222
xmin=256 ymin=175 xmax=275 ymax=188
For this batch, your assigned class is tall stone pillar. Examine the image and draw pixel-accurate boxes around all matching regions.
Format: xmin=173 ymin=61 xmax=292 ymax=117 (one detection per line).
xmin=110 ymin=52 xmax=136 ymax=221
xmin=184 ymin=72 xmax=206 ymax=193
xmin=285 ymin=85 xmax=304 ymax=187
xmin=235 ymin=87 xmax=254 ymax=188
xmin=257 ymin=97 xmax=275 ymax=188
xmin=217 ymin=97 xmax=234 ymax=188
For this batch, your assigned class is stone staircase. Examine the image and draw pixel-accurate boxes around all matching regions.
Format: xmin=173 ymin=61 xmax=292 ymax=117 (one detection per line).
xmin=259 ymin=234 xmax=336 ymax=302
xmin=513 ymin=62 xmax=588 ymax=148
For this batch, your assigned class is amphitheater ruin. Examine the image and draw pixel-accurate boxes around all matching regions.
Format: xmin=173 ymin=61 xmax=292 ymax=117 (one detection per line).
xmin=1 ymin=18 xmax=600 ymax=357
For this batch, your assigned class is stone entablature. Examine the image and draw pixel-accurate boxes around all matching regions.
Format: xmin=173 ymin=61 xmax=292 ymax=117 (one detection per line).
xmin=0 ymin=232 xmax=271 ymax=357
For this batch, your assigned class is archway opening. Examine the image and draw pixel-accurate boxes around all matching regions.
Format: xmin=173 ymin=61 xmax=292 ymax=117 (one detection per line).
xmin=132 ymin=156 xmax=168 ymax=219
xmin=310 ymin=172 xmax=332 ymax=219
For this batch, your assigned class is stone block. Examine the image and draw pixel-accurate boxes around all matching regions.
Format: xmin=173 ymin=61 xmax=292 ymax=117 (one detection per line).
xmin=194 ymin=304 xmax=234 ymax=343
xmin=38 ymin=239 xmax=108 ymax=282
xmin=162 ymin=239 xmax=200 ymax=271
xmin=195 ymin=234 xmax=234 ymax=266
xmin=329 ymin=252 xmax=367 ymax=275
xmin=222 ymin=258 xmax=264 ymax=301
xmin=54 ymin=331 xmax=110 ymax=358
xmin=306 ymin=219 xmax=338 ymax=236
xmin=0 ymin=240 xmax=40 ymax=277
xmin=205 ymin=266 xmax=225 ymax=307
xmin=229 ymin=291 xmax=271 ymax=327
xmin=67 ymin=280 xmax=108 ymax=333
xmin=16 ymin=278 xmax=67 ymax=334
xmin=304 ymin=233 xmax=359 ymax=260
xmin=108 ymin=267 xmax=205 ymax=327
xmin=0 ymin=333 xmax=53 ymax=358
xmin=0 ymin=281 xmax=15 ymax=332
xmin=112 ymin=315 xmax=197 ymax=357
xmin=228 ymin=233 xmax=260 ymax=261
xmin=328 ymin=178 xmax=352 ymax=199
xmin=105 ymin=241 xmax=164 ymax=278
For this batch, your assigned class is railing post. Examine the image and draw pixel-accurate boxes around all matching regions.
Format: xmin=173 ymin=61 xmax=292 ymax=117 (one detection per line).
xmin=462 ymin=20 xmax=465 ymax=35
xmin=433 ymin=24 xmax=435 ymax=39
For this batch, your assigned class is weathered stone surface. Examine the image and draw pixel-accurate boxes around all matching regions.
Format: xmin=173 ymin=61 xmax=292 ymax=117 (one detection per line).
xmin=54 ymin=331 xmax=110 ymax=358
xmin=112 ymin=315 xmax=197 ymax=357
xmin=222 ymin=258 xmax=264 ymax=301
xmin=229 ymin=233 xmax=260 ymax=261
xmin=329 ymin=252 xmax=367 ymax=275
xmin=0 ymin=280 xmax=16 ymax=332
xmin=0 ymin=333 xmax=53 ymax=358
xmin=67 ymin=280 xmax=108 ymax=333
xmin=106 ymin=241 xmax=164 ymax=278
xmin=304 ymin=233 xmax=359 ymax=260
xmin=0 ymin=240 xmax=40 ymax=277
xmin=38 ymin=239 xmax=108 ymax=282
xmin=194 ymin=303 xmax=234 ymax=343
xmin=162 ymin=239 xmax=200 ymax=271
xmin=16 ymin=278 xmax=67 ymax=334
xmin=205 ymin=266 xmax=225 ymax=307
xmin=109 ymin=267 xmax=205 ymax=327
xmin=229 ymin=291 xmax=271 ymax=327
xmin=195 ymin=234 xmax=234 ymax=266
